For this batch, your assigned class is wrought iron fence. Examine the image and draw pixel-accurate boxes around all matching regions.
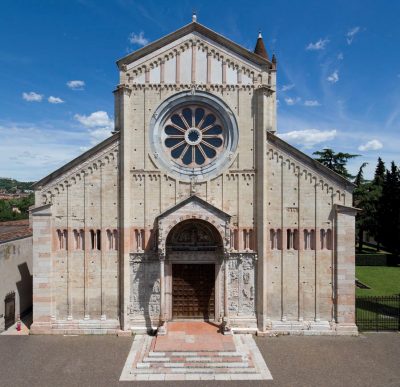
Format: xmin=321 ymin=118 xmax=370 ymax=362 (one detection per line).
xmin=356 ymin=295 xmax=400 ymax=331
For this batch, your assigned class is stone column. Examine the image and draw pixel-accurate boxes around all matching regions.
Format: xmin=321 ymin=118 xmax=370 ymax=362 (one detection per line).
xmin=221 ymin=253 xmax=232 ymax=335
xmin=30 ymin=203 xmax=53 ymax=334
xmin=334 ymin=204 xmax=358 ymax=335
xmin=158 ymin=254 xmax=167 ymax=335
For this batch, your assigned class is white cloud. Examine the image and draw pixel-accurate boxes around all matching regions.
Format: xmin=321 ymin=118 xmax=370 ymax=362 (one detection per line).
xmin=281 ymin=83 xmax=295 ymax=92
xmin=284 ymin=97 xmax=300 ymax=106
xmin=279 ymin=129 xmax=337 ymax=148
xmin=337 ymin=52 xmax=344 ymax=60
xmin=306 ymin=38 xmax=329 ymax=51
xmin=358 ymin=139 xmax=383 ymax=151
xmin=129 ymin=31 xmax=149 ymax=46
xmin=327 ymin=70 xmax=339 ymax=83
xmin=346 ymin=26 xmax=360 ymax=45
xmin=304 ymin=100 xmax=321 ymax=107
xmin=22 ymin=91 xmax=43 ymax=102
xmin=74 ymin=111 xmax=114 ymax=144
xmin=0 ymin=120 xmax=89 ymax=180
xmin=48 ymin=96 xmax=64 ymax=104
xmin=67 ymin=80 xmax=85 ymax=90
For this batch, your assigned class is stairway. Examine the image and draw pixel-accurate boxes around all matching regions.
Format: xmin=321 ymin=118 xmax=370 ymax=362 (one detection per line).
xmin=120 ymin=333 xmax=273 ymax=381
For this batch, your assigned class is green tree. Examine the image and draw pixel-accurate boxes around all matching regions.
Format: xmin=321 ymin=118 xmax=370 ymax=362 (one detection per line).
xmin=371 ymin=157 xmax=386 ymax=250
xmin=0 ymin=194 xmax=34 ymax=221
xmin=379 ymin=162 xmax=400 ymax=256
xmin=313 ymin=148 xmax=359 ymax=179
xmin=353 ymin=163 xmax=377 ymax=253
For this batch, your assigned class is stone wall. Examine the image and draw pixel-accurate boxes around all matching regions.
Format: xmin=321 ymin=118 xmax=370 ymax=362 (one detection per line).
xmin=0 ymin=236 xmax=32 ymax=332
xmin=31 ymin=140 xmax=120 ymax=334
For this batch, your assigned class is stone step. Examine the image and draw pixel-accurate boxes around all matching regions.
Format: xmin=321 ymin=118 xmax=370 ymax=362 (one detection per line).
xmin=143 ymin=355 xmax=246 ymax=363
xmin=131 ymin=366 xmax=259 ymax=375
xmin=137 ymin=361 xmax=251 ymax=370
xmin=148 ymin=351 xmax=245 ymax=357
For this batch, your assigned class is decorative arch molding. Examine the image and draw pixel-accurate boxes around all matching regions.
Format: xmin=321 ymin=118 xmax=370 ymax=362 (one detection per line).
xmin=37 ymin=142 xmax=119 ymax=205
xmin=267 ymin=146 xmax=349 ymax=203
xmin=156 ymin=195 xmax=231 ymax=257
xmin=122 ymin=35 xmax=274 ymax=89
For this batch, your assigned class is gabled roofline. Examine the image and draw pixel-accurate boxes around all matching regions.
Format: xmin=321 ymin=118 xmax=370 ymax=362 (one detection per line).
xmin=117 ymin=21 xmax=272 ymax=69
xmin=267 ymin=132 xmax=356 ymax=190
xmin=157 ymin=194 xmax=231 ymax=221
xmin=33 ymin=132 xmax=120 ymax=189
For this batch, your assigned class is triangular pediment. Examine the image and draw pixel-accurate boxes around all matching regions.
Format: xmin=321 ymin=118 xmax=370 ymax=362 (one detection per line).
xmin=117 ymin=22 xmax=273 ymax=87
xmin=157 ymin=195 xmax=231 ymax=222
xmin=156 ymin=195 xmax=231 ymax=254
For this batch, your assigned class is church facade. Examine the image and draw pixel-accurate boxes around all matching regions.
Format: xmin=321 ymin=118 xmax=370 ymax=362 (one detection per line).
xmin=30 ymin=19 xmax=358 ymax=335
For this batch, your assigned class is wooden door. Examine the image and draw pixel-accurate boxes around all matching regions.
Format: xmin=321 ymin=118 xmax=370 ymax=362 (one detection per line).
xmin=172 ymin=264 xmax=215 ymax=319
xmin=4 ymin=292 xmax=15 ymax=330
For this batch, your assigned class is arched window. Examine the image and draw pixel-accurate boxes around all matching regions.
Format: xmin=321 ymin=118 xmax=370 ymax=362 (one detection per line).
xmin=107 ymin=230 xmax=113 ymax=250
xmin=113 ymin=230 xmax=118 ymax=251
xmin=326 ymin=229 xmax=333 ymax=250
xmin=56 ymin=229 xmax=63 ymax=250
xmin=277 ymin=229 xmax=282 ymax=250
xmin=287 ymin=229 xmax=298 ymax=250
xmin=310 ymin=229 xmax=316 ymax=250
xmin=96 ymin=230 xmax=101 ymax=250
xmin=249 ymin=229 xmax=254 ymax=251
xmin=73 ymin=229 xmax=79 ymax=250
xmin=135 ymin=229 xmax=144 ymax=251
xmin=304 ymin=229 xmax=316 ymax=250
xmin=293 ymin=229 xmax=299 ymax=250
xmin=270 ymin=229 xmax=277 ymax=250
xmin=90 ymin=230 xmax=95 ymax=250
xmin=243 ymin=229 xmax=248 ymax=250
xmin=270 ymin=229 xmax=282 ymax=250
xmin=304 ymin=229 xmax=310 ymax=250
xmin=79 ymin=229 xmax=85 ymax=250
xmin=63 ymin=229 xmax=68 ymax=250
xmin=320 ymin=229 xmax=326 ymax=250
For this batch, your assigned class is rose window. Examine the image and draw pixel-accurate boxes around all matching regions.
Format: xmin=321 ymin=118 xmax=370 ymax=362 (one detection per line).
xmin=150 ymin=91 xmax=238 ymax=181
xmin=163 ymin=106 xmax=224 ymax=167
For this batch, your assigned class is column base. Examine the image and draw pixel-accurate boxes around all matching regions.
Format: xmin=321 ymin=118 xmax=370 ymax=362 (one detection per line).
xmin=157 ymin=320 xmax=167 ymax=336
xmin=220 ymin=318 xmax=233 ymax=335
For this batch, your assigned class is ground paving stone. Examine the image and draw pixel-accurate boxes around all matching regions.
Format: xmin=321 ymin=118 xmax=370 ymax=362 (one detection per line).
xmin=0 ymin=333 xmax=399 ymax=386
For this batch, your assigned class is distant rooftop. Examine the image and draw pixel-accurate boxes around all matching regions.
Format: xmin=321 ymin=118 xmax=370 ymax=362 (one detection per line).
xmin=0 ymin=219 xmax=32 ymax=243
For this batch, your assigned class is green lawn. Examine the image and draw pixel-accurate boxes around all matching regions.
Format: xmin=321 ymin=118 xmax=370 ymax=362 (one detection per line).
xmin=356 ymin=266 xmax=400 ymax=296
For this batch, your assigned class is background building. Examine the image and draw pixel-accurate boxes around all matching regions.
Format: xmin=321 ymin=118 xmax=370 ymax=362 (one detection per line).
xmin=0 ymin=220 xmax=32 ymax=332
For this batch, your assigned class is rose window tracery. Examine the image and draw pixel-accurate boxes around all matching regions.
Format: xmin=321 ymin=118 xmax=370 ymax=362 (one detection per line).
xmin=163 ymin=106 xmax=224 ymax=167
xmin=149 ymin=91 xmax=239 ymax=181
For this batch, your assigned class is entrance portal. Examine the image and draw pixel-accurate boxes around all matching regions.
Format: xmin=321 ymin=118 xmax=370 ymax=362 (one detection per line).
xmin=172 ymin=264 xmax=215 ymax=319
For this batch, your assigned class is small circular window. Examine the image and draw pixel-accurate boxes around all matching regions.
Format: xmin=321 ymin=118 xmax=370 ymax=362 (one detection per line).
xmin=164 ymin=105 xmax=224 ymax=167
xmin=149 ymin=91 xmax=238 ymax=181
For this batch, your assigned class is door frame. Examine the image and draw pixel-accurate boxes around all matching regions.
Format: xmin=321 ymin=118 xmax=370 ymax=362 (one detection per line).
xmin=4 ymin=291 xmax=16 ymax=330
xmin=165 ymin=257 xmax=222 ymax=322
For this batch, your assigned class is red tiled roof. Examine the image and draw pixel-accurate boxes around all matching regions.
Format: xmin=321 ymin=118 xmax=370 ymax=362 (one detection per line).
xmin=0 ymin=219 xmax=32 ymax=243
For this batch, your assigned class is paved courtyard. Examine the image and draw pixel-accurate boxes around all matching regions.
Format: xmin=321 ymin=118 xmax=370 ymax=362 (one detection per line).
xmin=0 ymin=332 xmax=399 ymax=386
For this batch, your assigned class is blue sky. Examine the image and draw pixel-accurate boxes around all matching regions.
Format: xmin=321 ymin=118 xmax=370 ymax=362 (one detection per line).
xmin=1 ymin=0 xmax=399 ymax=181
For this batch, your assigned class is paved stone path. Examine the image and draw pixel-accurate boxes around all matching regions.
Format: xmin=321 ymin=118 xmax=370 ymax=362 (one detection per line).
xmin=120 ymin=322 xmax=272 ymax=381
xmin=0 ymin=332 xmax=399 ymax=386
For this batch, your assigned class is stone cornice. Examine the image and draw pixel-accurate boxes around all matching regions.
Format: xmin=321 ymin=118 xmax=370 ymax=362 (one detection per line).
xmin=334 ymin=204 xmax=360 ymax=216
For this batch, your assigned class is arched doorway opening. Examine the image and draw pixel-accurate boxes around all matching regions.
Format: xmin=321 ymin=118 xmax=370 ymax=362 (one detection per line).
xmin=165 ymin=219 xmax=223 ymax=321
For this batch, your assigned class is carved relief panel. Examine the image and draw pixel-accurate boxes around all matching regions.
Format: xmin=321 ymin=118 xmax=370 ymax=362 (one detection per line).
xmin=129 ymin=253 xmax=160 ymax=319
